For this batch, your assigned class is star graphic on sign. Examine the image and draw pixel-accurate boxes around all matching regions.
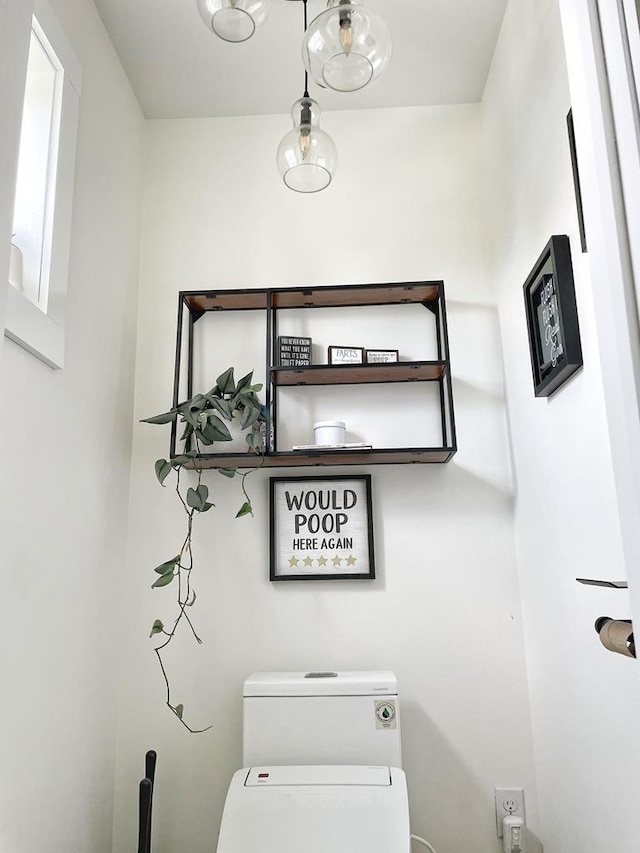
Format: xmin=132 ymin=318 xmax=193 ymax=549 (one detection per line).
xmin=317 ymin=555 xmax=328 ymax=566
xmin=332 ymin=555 xmax=342 ymax=566
xmin=303 ymin=556 xmax=313 ymax=567
xmin=288 ymin=556 xmax=299 ymax=568
xmin=346 ymin=555 xmax=357 ymax=566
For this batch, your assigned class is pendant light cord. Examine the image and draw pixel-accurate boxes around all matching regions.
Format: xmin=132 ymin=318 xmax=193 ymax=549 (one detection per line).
xmin=302 ymin=0 xmax=309 ymax=97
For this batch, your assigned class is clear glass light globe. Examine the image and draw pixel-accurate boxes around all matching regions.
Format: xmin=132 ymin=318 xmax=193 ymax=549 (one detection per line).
xmin=196 ymin=0 xmax=270 ymax=43
xmin=277 ymin=97 xmax=337 ymax=193
xmin=302 ymin=0 xmax=391 ymax=92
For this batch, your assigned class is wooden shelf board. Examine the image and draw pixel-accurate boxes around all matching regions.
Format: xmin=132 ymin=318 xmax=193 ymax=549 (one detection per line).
xmin=181 ymin=283 xmax=442 ymax=315
xmin=182 ymin=448 xmax=456 ymax=469
xmin=271 ymin=283 xmax=441 ymax=309
xmin=183 ymin=291 xmax=268 ymax=312
xmin=272 ymin=361 xmax=446 ymax=385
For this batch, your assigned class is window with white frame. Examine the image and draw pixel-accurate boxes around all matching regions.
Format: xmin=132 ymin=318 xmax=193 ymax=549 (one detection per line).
xmin=6 ymin=0 xmax=81 ymax=369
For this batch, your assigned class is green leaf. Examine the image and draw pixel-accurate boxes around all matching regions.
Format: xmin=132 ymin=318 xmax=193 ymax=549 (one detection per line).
xmin=216 ymin=367 xmax=236 ymax=395
xmin=187 ymin=394 xmax=206 ymax=413
xmin=174 ymin=703 xmax=184 ymax=720
xmin=240 ymin=405 xmax=260 ymax=429
xmin=152 ymin=572 xmax=175 ymax=588
xmin=207 ymin=415 xmax=232 ymax=442
xmin=187 ymin=487 xmax=200 ymax=510
xmin=171 ymin=452 xmax=197 ymax=467
xmin=240 ymin=394 xmax=260 ymax=411
xmin=154 ymin=459 xmax=172 ymax=485
xmin=179 ymin=421 xmax=193 ymax=442
xmin=235 ymin=371 xmax=254 ymax=393
xmin=236 ymin=501 xmax=253 ymax=518
xmin=218 ymin=467 xmax=237 ymax=478
xmin=201 ymin=501 xmax=214 ymax=513
xmin=187 ymin=484 xmax=209 ymax=511
xmin=206 ymin=397 xmax=232 ymax=420
xmin=140 ymin=410 xmax=177 ymax=425
xmin=154 ymin=556 xmax=180 ymax=575
xmin=246 ymin=430 xmax=263 ymax=452
xmin=149 ymin=619 xmax=164 ymax=637
xmin=179 ymin=402 xmax=201 ymax=430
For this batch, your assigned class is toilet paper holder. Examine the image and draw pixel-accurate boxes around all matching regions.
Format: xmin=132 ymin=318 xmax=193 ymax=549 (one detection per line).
xmin=594 ymin=616 xmax=636 ymax=659
xmin=576 ymin=579 xmax=635 ymax=659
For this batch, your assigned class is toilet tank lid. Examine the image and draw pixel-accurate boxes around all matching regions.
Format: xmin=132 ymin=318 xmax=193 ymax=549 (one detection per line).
xmin=243 ymin=671 xmax=397 ymax=697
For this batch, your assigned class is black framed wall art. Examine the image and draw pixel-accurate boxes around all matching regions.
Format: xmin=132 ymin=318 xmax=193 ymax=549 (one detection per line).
xmin=523 ymin=235 xmax=583 ymax=397
xmin=567 ymin=109 xmax=587 ymax=253
xmin=269 ymin=474 xmax=375 ymax=581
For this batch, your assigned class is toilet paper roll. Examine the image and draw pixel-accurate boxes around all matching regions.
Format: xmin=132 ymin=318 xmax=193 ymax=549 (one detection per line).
xmin=595 ymin=617 xmax=635 ymax=658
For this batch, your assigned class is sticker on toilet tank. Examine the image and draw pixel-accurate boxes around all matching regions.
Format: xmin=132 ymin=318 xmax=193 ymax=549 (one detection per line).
xmin=374 ymin=699 xmax=397 ymax=729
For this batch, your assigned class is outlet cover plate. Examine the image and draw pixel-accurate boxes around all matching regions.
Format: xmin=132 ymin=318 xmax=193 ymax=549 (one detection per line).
xmin=495 ymin=788 xmax=525 ymax=837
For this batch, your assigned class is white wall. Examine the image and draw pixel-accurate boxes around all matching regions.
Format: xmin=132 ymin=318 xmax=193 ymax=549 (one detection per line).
xmin=482 ymin=1 xmax=640 ymax=851
xmin=114 ymin=105 xmax=539 ymax=853
xmin=0 ymin=0 xmax=144 ymax=851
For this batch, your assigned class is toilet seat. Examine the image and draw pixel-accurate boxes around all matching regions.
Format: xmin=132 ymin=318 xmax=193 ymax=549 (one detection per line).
xmin=217 ymin=765 xmax=410 ymax=853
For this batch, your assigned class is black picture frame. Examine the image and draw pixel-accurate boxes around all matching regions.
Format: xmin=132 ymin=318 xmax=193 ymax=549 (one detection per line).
xmin=567 ymin=110 xmax=587 ymax=253
xmin=365 ymin=349 xmax=399 ymax=363
xmin=523 ymin=235 xmax=583 ymax=397
xmin=277 ymin=335 xmax=312 ymax=367
xmin=328 ymin=345 xmax=364 ymax=364
xmin=269 ymin=474 xmax=375 ymax=581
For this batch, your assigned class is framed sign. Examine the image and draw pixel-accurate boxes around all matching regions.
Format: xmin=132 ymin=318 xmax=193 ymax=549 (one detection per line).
xmin=328 ymin=345 xmax=364 ymax=364
xmin=523 ymin=235 xmax=583 ymax=397
xmin=278 ymin=335 xmax=312 ymax=367
xmin=269 ymin=475 xmax=375 ymax=581
xmin=365 ymin=349 xmax=399 ymax=363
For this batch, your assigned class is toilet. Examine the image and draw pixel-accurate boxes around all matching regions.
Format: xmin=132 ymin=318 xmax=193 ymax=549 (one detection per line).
xmin=216 ymin=671 xmax=411 ymax=853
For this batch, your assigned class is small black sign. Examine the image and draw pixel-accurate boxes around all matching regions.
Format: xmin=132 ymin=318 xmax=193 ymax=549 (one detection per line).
xmin=277 ymin=336 xmax=312 ymax=367
xmin=523 ymin=235 xmax=582 ymax=397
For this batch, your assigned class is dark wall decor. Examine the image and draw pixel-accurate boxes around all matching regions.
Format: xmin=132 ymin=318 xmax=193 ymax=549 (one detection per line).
xmin=567 ymin=109 xmax=587 ymax=252
xmin=523 ymin=235 xmax=583 ymax=397
xmin=270 ymin=474 xmax=375 ymax=581
xmin=277 ymin=335 xmax=312 ymax=366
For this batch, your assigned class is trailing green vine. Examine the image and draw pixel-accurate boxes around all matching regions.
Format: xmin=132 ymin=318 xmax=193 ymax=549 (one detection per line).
xmin=141 ymin=368 xmax=265 ymax=732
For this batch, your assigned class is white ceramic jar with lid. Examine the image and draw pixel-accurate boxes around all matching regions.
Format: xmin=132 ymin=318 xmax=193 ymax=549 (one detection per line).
xmin=313 ymin=420 xmax=346 ymax=445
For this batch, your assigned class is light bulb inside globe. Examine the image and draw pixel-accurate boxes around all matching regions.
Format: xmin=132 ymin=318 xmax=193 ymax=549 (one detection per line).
xmin=298 ymin=129 xmax=311 ymax=160
xmin=338 ymin=6 xmax=353 ymax=55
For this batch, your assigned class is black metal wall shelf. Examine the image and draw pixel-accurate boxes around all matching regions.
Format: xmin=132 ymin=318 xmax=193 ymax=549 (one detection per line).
xmin=171 ymin=282 xmax=457 ymax=468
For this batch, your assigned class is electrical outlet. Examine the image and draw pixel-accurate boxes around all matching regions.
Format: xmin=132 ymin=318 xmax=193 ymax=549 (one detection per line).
xmin=495 ymin=788 xmax=525 ymax=837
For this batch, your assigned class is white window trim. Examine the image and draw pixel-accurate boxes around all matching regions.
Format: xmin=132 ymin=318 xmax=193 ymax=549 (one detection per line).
xmin=5 ymin=0 xmax=81 ymax=370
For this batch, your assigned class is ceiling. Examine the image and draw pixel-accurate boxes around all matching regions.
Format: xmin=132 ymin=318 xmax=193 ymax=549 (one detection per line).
xmin=91 ymin=0 xmax=508 ymax=119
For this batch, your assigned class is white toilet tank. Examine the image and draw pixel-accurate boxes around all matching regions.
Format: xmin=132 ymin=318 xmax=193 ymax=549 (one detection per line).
xmin=242 ymin=671 xmax=402 ymax=768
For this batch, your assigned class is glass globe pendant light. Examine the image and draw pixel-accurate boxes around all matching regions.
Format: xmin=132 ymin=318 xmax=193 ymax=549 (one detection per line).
xmin=277 ymin=0 xmax=337 ymax=193
xmin=302 ymin=0 xmax=391 ymax=92
xmin=196 ymin=0 xmax=270 ymax=43
xmin=277 ymin=93 xmax=337 ymax=192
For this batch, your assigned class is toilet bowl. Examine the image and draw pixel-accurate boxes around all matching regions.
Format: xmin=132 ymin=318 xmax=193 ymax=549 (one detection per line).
xmin=216 ymin=671 xmax=411 ymax=852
